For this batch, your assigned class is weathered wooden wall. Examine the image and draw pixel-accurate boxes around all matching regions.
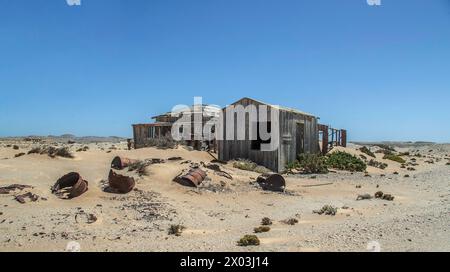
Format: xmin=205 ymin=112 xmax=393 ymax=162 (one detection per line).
xmin=217 ymin=98 xmax=319 ymax=172
xmin=132 ymin=124 xmax=171 ymax=149
xmin=218 ymin=98 xmax=279 ymax=171
xmin=278 ymin=110 xmax=319 ymax=171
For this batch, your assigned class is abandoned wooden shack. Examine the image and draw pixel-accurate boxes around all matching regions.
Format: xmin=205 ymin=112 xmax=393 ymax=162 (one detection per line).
xmin=132 ymin=105 xmax=220 ymax=150
xmin=133 ymin=97 xmax=346 ymax=173
xmin=217 ymin=97 xmax=322 ymax=172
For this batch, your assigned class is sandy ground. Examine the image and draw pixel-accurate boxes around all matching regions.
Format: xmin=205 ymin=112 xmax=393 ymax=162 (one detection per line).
xmin=0 ymin=139 xmax=449 ymax=252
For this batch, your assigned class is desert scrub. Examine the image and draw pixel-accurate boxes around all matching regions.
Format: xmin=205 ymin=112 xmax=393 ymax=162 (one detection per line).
xmin=147 ymin=135 xmax=176 ymax=149
xmin=28 ymin=146 xmax=74 ymax=158
xmin=297 ymin=153 xmax=328 ymax=174
xmin=254 ymin=226 xmax=271 ymax=233
xmin=313 ymin=205 xmax=338 ymax=216
xmin=237 ymin=235 xmax=260 ymax=246
xmin=285 ymin=161 xmax=300 ymax=172
xmin=368 ymin=159 xmax=388 ymax=170
xmin=383 ymin=154 xmax=406 ymax=164
xmin=261 ymin=217 xmax=272 ymax=226
xmin=281 ymin=218 xmax=298 ymax=225
xmin=76 ymin=146 xmax=89 ymax=152
xmin=168 ymin=224 xmax=185 ymax=236
xmin=375 ymin=144 xmax=396 ymax=152
xmin=128 ymin=160 xmax=151 ymax=176
xmin=233 ymin=159 xmax=270 ymax=174
xmin=53 ymin=147 xmax=74 ymax=158
xmin=326 ymin=151 xmax=366 ymax=172
xmin=359 ymin=146 xmax=375 ymax=158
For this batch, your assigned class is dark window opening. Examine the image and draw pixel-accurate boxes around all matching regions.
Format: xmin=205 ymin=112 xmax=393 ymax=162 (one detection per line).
xmin=251 ymin=122 xmax=271 ymax=150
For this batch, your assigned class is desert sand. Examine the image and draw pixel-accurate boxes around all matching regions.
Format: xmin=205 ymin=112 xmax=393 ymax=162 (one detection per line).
xmin=0 ymin=138 xmax=449 ymax=252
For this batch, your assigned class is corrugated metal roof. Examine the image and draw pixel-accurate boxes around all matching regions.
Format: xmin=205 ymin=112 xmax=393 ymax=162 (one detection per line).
xmin=226 ymin=97 xmax=317 ymax=117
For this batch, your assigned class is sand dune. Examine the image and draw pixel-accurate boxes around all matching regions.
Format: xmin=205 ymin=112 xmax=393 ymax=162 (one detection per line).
xmin=0 ymin=139 xmax=449 ymax=252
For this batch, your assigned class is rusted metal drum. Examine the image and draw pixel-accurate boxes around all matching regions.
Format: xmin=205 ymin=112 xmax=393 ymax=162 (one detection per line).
xmin=256 ymin=173 xmax=286 ymax=192
xmin=52 ymin=172 xmax=88 ymax=199
xmin=108 ymin=169 xmax=135 ymax=194
xmin=111 ymin=156 xmax=138 ymax=170
xmin=175 ymin=168 xmax=207 ymax=187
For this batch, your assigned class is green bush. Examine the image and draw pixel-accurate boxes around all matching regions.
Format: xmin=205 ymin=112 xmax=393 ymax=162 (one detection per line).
xmin=237 ymin=235 xmax=260 ymax=246
xmin=383 ymin=154 xmax=406 ymax=164
xmin=359 ymin=146 xmax=375 ymax=158
xmin=326 ymin=152 xmax=366 ymax=172
xmin=297 ymin=153 xmax=329 ymax=174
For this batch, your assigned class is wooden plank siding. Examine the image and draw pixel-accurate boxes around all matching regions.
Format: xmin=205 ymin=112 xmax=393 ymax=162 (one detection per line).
xmin=278 ymin=110 xmax=319 ymax=172
xmin=218 ymin=97 xmax=319 ymax=173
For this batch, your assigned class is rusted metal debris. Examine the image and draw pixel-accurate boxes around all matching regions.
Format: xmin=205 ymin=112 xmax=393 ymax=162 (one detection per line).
xmin=256 ymin=173 xmax=286 ymax=192
xmin=205 ymin=163 xmax=233 ymax=180
xmin=108 ymin=169 xmax=135 ymax=194
xmin=168 ymin=157 xmax=183 ymax=161
xmin=15 ymin=192 xmax=41 ymax=204
xmin=173 ymin=168 xmax=207 ymax=187
xmin=51 ymin=172 xmax=88 ymax=199
xmin=75 ymin=212 xmax=97 ymax=224
xmin=0 ymin=184 xmax=33 ymax=194
xmin=111 ymin=156 xmax=138 ymax=170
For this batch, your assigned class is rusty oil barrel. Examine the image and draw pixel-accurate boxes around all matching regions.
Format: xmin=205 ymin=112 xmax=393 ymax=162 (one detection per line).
xmin=52 ymin=172 xmax=89 ymax=199
xmin=256 ymin=173 xmax=286 ymax=192
xmin=111 ymin=156 xmax=138 ymax=170
xmin=108 ymin=170 xmax=136 ymax=194
xmin=175 ymin=168 xmax=207 ymax=187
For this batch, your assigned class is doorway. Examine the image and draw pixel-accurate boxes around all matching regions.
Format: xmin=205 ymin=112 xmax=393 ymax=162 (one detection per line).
xmin=296 ymin=122 xmax=305 ymax=155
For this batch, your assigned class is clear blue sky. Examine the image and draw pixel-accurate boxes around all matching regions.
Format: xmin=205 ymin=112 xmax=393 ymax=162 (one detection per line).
xmin=1 ymin=0 xmax=449 ymax=142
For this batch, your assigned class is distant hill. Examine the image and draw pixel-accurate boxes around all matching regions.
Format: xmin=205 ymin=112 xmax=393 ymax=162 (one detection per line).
xmin=0 ymin=135 xmax=128 ymax=143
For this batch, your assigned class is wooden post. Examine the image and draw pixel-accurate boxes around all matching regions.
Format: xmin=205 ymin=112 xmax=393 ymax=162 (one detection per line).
xmin=341 ymin=130 xmax=347 ymax=147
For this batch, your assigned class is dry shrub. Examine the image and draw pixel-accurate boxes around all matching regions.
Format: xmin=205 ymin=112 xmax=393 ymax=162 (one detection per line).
xmin=237 ymin=235 xmax=260 ymax=246
xmin=28 ymin=146 xmax=74 ymax=158
xmin=233 ymin=159 xmax=270 ymax=174
xmin=360 ymin=146 xmax=375 ymax=158
xmin=281 ymin=218 xmax=298 ymax=225
xmin=147 ymin=135 xmax=176 ymax=149
xmin=313 ymin=205 xmax=338 ymax=216
xmin=254 ymin=226 xmax=271 ymax=233
xmin=168 ymin=224 xmax=185 ymax=236
xmin=383 ymin=154 xmax=406 ymax=164
xmin=261 ymin=217 xmax=272 ymax=226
